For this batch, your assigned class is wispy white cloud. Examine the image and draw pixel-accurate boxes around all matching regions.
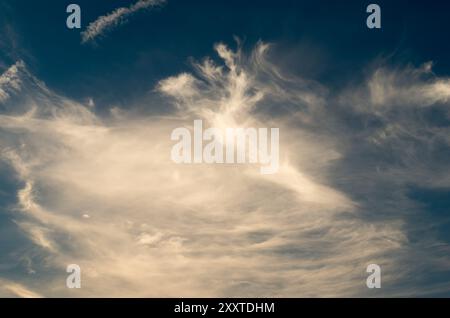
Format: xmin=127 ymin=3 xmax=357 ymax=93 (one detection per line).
xmin=81 ymin=0 xmax=166 ymax=44
xmin=344 ymin=61 xmax=450 ymax=111
xmin=0 ymin=60 xmax=23 ymax=103
xmin=1 ymin=42 xmax=450 ymax=297
xmin=0 ymin=279 xmax=42 ymax=298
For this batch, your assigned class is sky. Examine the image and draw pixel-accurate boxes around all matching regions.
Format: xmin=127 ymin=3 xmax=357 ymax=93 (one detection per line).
xmin=0 ymin=0 xmax=450 ymax=297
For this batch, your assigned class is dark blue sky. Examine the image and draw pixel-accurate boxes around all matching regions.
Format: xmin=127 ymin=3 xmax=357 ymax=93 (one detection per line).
xmin=2 ymin=0 xmax=450 ymax=111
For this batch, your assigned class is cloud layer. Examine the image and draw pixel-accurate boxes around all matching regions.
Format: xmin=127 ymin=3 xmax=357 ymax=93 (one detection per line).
xmin=0 ymin=42 xmax=450 ymax=297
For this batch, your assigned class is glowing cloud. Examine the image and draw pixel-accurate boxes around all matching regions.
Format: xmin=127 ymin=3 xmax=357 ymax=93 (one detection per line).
xmin=1 ymin=42 xmax=450 ymax=297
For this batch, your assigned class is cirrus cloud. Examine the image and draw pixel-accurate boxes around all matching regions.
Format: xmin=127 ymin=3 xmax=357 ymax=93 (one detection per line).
xmin=81 ymin=0 xmax=166 ymax=44
xmin=0 ymin=41 xmax=450 ymax=297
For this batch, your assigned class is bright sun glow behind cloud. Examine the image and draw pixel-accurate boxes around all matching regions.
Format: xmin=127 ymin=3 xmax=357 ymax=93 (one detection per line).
xmin=1 ymin=41 xmax=450 ymax=297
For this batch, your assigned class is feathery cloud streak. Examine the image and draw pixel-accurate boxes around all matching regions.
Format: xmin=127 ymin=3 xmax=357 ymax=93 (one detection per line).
xmin=81 ymin=0 xmax=166 ymax=44
xmin=1 ymin=42 xmax=450 ymax=297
